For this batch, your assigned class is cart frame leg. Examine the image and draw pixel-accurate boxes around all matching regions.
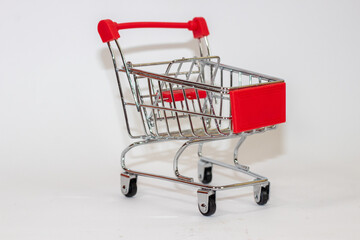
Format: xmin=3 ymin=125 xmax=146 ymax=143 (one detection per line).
xmin=233 ymin=135 xmax=250 ymax=171
xmin=174 ymin=133 xmax=254 ymax=184
xmin=173 ymin=138 xmax=210 ymax=182
xmin=120 ymin=135 xmax=269 ymax=191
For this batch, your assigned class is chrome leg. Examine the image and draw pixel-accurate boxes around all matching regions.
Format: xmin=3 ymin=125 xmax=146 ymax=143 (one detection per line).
xmin=173 ymin=136 xmax=230 ymax=182
xmin=198 ymin=142 xmax=204 ymax=158
xmin=121 ymin=139 xmax=168 ymax=171
xmin=233 ymin=134 xmax=250 ymax=171
xmin=173 ymin=139 xmax=201 ymax=182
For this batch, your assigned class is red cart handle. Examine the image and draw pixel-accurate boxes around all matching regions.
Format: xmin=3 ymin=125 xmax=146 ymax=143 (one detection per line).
xmin=98 ymin=17 xmax=209 ymax=43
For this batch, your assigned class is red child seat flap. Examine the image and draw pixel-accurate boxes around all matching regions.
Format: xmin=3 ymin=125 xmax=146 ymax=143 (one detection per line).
xmin=162 ymin=89 xmax=207 ymax=102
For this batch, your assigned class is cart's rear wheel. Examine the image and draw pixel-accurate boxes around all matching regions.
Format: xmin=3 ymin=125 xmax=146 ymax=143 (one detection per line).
xmin=254 ymin=183 xmax=270 ymax=205
xmin=200 ymin=167 xmax=212 ymax=184
xmin=121 ymin=173 xmax=137 ymax=197
xmin=124 ymin=178 xmax=137 ymax=197
xmin=198 ymin=161 xmax=213 ymax=184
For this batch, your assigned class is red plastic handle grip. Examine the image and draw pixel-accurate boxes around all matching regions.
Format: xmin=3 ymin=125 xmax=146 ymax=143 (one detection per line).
xmin=98 ymin=17 xmax=209 ymax=43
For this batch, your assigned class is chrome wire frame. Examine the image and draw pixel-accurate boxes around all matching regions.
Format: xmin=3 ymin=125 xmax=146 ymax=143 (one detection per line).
xmin=107 ymin=37 xmax=283 ymax=193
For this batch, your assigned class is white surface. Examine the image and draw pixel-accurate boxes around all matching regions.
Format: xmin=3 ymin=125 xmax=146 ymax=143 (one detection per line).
xmin=1 ymin=0 xmax=360 ymax=239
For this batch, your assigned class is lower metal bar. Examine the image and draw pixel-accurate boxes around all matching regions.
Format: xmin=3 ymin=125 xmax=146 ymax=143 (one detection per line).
xmin=125 ymin=168 xmax=267 ymax=191
xmin=199 ymin=156 xmax=266 ymax=180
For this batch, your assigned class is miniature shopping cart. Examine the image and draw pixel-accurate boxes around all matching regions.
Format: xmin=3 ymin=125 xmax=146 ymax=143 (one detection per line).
xmin=98 ymin=17 xmax=286 ymax=216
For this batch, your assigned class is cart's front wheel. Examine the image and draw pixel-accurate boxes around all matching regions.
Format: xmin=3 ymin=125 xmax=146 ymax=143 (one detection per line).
xmin=197 ymin=189 xmax=216 ymax=216
xmin=121 ymin=173 xmax=137 ymax=197
xmin=254 ymin=182 xmax=270 ymax=205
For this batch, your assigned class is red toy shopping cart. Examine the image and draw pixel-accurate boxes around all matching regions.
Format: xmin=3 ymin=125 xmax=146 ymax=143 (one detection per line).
xmin=98 ymin=17 xmax=286 ymax=216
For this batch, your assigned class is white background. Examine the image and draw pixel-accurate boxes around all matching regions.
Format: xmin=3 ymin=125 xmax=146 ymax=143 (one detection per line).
xmin=1 ymin=0 xmax=360 ymax=239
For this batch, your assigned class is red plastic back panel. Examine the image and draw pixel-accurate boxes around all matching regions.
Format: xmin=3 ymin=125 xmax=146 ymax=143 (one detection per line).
xmin=162 ymin=89 xmax=207 ymax=102
xmin=230 ymin=82 xmax=286 ymax=133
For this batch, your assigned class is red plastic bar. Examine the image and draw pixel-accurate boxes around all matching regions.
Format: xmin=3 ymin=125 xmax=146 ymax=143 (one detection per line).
xmin=98 ymin=17 xmax=209 ymax=43
xmin=116 ymin=22 xmax=189 ymax=30
xmin=230 ymin=82 xmax=286 ymax=133
xmin=185 ymin=89 xmax=207 ymax=100
xmin=162 ymin=89 xmax=207 ymax=103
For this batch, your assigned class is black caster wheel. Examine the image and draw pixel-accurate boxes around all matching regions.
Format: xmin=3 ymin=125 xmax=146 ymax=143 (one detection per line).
xmin=197 ymin=190 xmax=216 ymax=216
xmin=121 ymin=173 xmax=137 ymax=197
xmin=198 ymin=161 xmax=213 ymax=184
xmin=254 ymin=182 xmax=270 ymax=205
xmin=201 ymin=167 xmax=213 ymax=184
xmin=124 ymin=178 xmax=137 ymax=197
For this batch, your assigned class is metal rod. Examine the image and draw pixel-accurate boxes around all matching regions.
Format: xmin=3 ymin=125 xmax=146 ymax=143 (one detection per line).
xmin=169 ymin=83 xmax=183 ymax=136
xmin=107 ymin=42 xmax=145 ymax=139
xmin=126 ymin=102 xmax=232 ymax=120
xmin=157 ymin=81 xmax=171 ymax=136
xmin=206 ymin=61 xmax=285 ymax=82
xmin=148 ymin=78 xmax=159 ymax=136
